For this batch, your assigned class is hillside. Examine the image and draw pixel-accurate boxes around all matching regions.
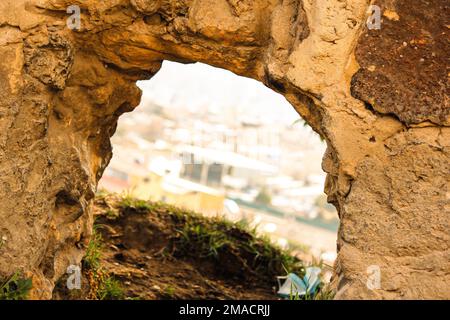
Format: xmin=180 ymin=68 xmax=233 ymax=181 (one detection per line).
xmin=53 ymin=194 xmax=320 ymax=300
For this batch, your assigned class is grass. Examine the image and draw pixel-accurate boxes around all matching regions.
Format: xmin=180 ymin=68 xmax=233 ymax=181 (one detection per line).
xmin=95 ymin=194 xmax=333 ymax=300
xmin=118 ymin=195 xmax=153 ymax=211
xmin=96 ymin=190 xmax=153 ymax=213
xmin=165 ymin=203 xmax=333 ymax=300
xmin=115 ymin=197 xmax=306 ymax=277
xmin=312 ymin=287 xmax=335 ymax=300
xmin=164 ymin=286 xmax=176 ymax=298
xmin=251 ymin=234 xmax=303 ymax=276
xmin=82 ymin=226 xmax=125 ymax=300
xmin=168 ymin=203 xmax=305 ymax=278
xmin=83 ymin=225 xmax=103 ymax=270
xmin=177 ymin=222 xmax=233 ymax=258
xmin=170 ymin=209 xmax=336 ymax=298
xmin=0 ymin=272 xmax=32 ymax=300
xmin=97 ymin=276 xmax=124 ymax=300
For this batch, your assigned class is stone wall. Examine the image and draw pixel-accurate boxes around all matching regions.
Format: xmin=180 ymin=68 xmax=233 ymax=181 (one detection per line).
xmin=0 ymin=0 xmax=448 ymax=299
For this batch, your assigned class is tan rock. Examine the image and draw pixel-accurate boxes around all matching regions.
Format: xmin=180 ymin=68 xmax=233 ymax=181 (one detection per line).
xmin=0 ymin=0 xmax=448 ymax=299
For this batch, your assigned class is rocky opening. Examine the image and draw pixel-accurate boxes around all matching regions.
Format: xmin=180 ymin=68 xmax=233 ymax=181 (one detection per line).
xmin=0 ymin=0 xmax=448 ymax=299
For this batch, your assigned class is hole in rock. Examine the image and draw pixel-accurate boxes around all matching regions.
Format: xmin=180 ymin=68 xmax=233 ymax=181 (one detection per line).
xmin=98 ymin=61 xmax=338 ymax=272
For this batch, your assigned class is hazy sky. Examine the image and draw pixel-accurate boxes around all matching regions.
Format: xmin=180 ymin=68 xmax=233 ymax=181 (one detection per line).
xmin=137 ymin=61 xmax=301 ymax=125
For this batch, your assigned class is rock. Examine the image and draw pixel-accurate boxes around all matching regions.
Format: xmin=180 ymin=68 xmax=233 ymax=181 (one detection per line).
xmin=0 ymin=0 xmax=448 ymax=300
xmin=130 ymin=0 xmax=162 ymax=15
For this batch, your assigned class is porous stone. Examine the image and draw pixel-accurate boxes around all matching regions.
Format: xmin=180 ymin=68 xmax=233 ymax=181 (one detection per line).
xmin=0 ymin=0 xmax=448 ymax=299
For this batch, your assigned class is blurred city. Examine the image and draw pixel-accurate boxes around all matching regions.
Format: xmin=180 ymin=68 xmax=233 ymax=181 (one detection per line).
xmin=99 ymin=61 xmax=338 ymax=266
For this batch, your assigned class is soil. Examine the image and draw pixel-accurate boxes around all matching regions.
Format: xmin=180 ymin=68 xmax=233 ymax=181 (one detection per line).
xmin=53 ymin=195 xmax=303 ymax=300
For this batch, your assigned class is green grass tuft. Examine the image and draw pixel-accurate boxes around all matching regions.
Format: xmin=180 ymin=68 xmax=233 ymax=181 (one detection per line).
xmin=177 ymin=222 xmax=232 ymax=258
xmin=169 ymin=206 xmax=304 ymax=278
xmin=0 ymin=272 xmax=32 ymax=300
xmin=83 ymin=225 xmax=103 ymax=270
xmin=118 ymin=196 xmax=153 ymax=211
xmin=82 ymin=226 xmax=125 ymax=300
xmin=97 ymin=276 xmax=124 ymax=300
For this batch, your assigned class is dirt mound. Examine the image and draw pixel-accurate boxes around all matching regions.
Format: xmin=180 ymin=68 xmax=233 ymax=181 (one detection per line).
xmin=53 ymin=194 xmax=306 ymax=300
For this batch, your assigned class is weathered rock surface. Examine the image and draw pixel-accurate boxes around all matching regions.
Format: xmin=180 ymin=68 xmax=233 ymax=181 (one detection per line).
xmin=0 ymin=0 xmax=448 ymax=299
